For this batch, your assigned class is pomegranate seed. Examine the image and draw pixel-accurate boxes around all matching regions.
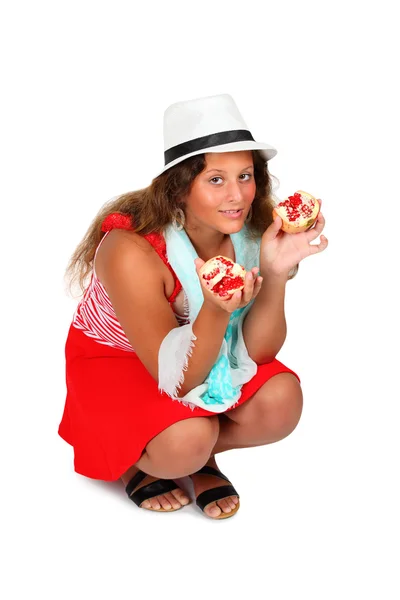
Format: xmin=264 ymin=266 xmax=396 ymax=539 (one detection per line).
xmin=212 ymin=275 xmax=244 ymax=297
xmin=277 ymin=193 xmax=315 ymax=222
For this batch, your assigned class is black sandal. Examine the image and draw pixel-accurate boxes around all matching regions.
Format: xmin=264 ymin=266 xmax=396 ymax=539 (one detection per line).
xmin=190 ymin=465 xmax=240 ymax=519
xmin=125 ymin=470 xmax=189 ymax=512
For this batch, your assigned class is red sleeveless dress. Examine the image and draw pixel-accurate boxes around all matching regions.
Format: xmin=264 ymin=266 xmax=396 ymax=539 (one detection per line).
xmin=58 ymin=213 xmax=300 ymax=480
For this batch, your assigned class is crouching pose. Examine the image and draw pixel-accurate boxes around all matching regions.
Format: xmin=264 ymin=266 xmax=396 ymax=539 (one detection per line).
xmin=59 ymin=93 xmax=328 ymax=519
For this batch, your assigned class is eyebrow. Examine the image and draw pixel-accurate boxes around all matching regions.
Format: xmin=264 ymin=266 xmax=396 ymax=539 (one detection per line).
xmin=205 ymin=164 xmax=254 ymax=174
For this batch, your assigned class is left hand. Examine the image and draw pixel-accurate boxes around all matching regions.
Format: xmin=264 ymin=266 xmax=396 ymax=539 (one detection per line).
xmin=260 ymin=200 xmax=328 ymax=277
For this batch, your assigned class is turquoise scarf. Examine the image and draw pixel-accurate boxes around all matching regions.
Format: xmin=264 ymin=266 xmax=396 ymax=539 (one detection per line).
xmin=157 ymin=222 xmax=262 ymax=413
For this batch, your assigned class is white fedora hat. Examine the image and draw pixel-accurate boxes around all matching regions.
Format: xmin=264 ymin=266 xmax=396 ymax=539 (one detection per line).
xmin=153 ymin=93 xmax=278 ymax=178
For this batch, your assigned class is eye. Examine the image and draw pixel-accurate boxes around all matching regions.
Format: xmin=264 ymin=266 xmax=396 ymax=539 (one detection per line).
xmin=209 ymin=173 xmax=253 ymax=184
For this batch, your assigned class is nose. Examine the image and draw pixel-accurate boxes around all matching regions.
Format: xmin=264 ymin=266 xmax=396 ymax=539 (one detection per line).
xmin=226 ymin=179 xmax=243 ymax=202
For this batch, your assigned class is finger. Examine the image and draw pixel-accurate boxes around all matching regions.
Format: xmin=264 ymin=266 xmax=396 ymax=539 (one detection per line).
xmin=227 ymin=289 xmax=243 ymax=310
xmin=194 ymin=258 xmax=205 ymax=272
xmin=308 ymin=234 xmax=328 ymax=255
xmin=242 ymin=268 xmax=261 ymax=303
xmin=241 ymin=270 xmax=255 ymax=303
xmin=252 ymin=276 xmax=263 ymax=297
xmin=250 ymin=267 xmax=260 ymax=280
xmin=263 ymin=215 xmax=282 ymax=242
xmin=305 ymin=211 xmax=325 ymax=241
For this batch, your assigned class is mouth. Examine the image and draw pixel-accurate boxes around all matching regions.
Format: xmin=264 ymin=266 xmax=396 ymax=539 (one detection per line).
xmin=219 ymin=209 xmax=244 ymax=218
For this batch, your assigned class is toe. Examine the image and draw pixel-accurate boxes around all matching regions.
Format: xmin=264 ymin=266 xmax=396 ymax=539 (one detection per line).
xmin=164 ymin=491 xmax=182 ymax=510
xmin=171 ymin=488 xmax=190 ymax=506
xmin=227 ymin=496 xmax=238 ymax=509
xmin=158 ymin=495 xmax=172 ymax=510
xmin=217 ymin=498 xmax=233 ymax=514
xmin=205 ymin=502 xmax=222 ymax=518
xmin=149 ymin=497 xmax=161 ymax=510
xmin=140 ymin=489 xmax=190 ymax=511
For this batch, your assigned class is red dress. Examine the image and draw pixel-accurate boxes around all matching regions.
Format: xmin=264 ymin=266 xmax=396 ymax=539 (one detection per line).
xmin=58 ymin=214 xmax=301 ymax=481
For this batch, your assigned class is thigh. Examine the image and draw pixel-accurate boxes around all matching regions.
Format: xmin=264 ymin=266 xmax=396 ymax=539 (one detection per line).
xmin=145 ymin=415 xmax=220 ymax=460
xmin=224 ymin=372 xmax=302 ymax=425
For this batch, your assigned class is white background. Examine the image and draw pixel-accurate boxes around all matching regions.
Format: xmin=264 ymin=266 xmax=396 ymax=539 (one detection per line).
xmin=1 ymin=0 xmax=399 ymax=598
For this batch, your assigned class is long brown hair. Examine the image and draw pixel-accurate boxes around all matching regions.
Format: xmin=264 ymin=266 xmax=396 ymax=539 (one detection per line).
xmin=64 ymin=150 xmax=298 ymax=297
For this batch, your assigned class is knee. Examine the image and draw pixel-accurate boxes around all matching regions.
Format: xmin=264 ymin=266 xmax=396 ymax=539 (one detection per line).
xmin=253 ymin=373 xmax=303 ymax=440
xmin=145 ymin=416 xmax=220 ymax=478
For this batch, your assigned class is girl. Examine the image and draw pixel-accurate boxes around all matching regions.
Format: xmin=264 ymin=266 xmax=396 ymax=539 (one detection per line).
xmin=59 ymin=93 xmax=328 ymax=519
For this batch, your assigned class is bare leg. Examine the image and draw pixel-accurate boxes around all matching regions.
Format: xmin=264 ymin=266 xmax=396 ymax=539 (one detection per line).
xmin=121 ymin=416 xmax=220 ymax=511
xmin=121 ymin=374 xmax=302 ymax=516
xmin=190 ymin=373 xmax=303 ymax=517
xmin=213 ymin=373 xmax=303 ymax=454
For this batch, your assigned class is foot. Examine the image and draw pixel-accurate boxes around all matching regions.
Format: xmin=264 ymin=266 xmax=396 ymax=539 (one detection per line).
xmin=189 ymin=456 xmax=239 ymax=518
xmin=122 ymin=467 xmax=190 ymax=511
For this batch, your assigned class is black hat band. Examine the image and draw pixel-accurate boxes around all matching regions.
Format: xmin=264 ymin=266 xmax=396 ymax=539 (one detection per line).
xmin=164 ymin=129 xmax=255 ymax=166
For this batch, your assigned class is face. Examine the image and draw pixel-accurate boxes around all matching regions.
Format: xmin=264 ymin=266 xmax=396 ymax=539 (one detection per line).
xmin=183 ymin=151 xmax=256 ymax=234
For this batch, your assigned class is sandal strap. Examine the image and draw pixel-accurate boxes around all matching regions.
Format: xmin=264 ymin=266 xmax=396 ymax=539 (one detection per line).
xmin=191 ymin=465 xmax=231 ymax=484
xmin=125 ymin=470 xmax=147 ymax=497
xmin=195 ymin=484 xmax=239 ymax=512
xmin=125 ymin=470 xmax=179 ymax=507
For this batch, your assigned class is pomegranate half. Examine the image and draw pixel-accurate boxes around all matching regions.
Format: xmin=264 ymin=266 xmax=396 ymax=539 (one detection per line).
xmin=272 ymin=190 xmax=320 ymax=233
xmin=199 ymin=255 xmax=246 ymax=298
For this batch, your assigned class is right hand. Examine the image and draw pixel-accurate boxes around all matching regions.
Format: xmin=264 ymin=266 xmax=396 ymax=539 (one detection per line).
xmin=194 ymin=258 xmax=263 ymax=315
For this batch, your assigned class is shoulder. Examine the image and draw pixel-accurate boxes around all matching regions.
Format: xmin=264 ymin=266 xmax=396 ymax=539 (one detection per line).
xmin=95 ymin=228 xmax=165 ymax=284
xmin=98 ymin=228 xmax=158 ymax=259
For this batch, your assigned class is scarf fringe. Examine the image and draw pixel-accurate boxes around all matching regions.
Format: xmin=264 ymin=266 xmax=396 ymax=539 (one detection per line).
xmin=172 ymin=328 xmax=197 ymax=399
xmin=158 ymin=324 xmax=198 ymax=402
xmin=182 ymin=289 xmax=190 ymax=319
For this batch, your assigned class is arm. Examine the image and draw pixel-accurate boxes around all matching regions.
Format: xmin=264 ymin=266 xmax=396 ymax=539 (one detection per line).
xmin=97 ymin=230 xmax=229 ymax=395
xmin=174 ymin=302 xmax=230 ymax=397
xmin=242 ymin=270 xmax=288 ymax=364
xmin=243 ymin=203 xmax=329 ymax=364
